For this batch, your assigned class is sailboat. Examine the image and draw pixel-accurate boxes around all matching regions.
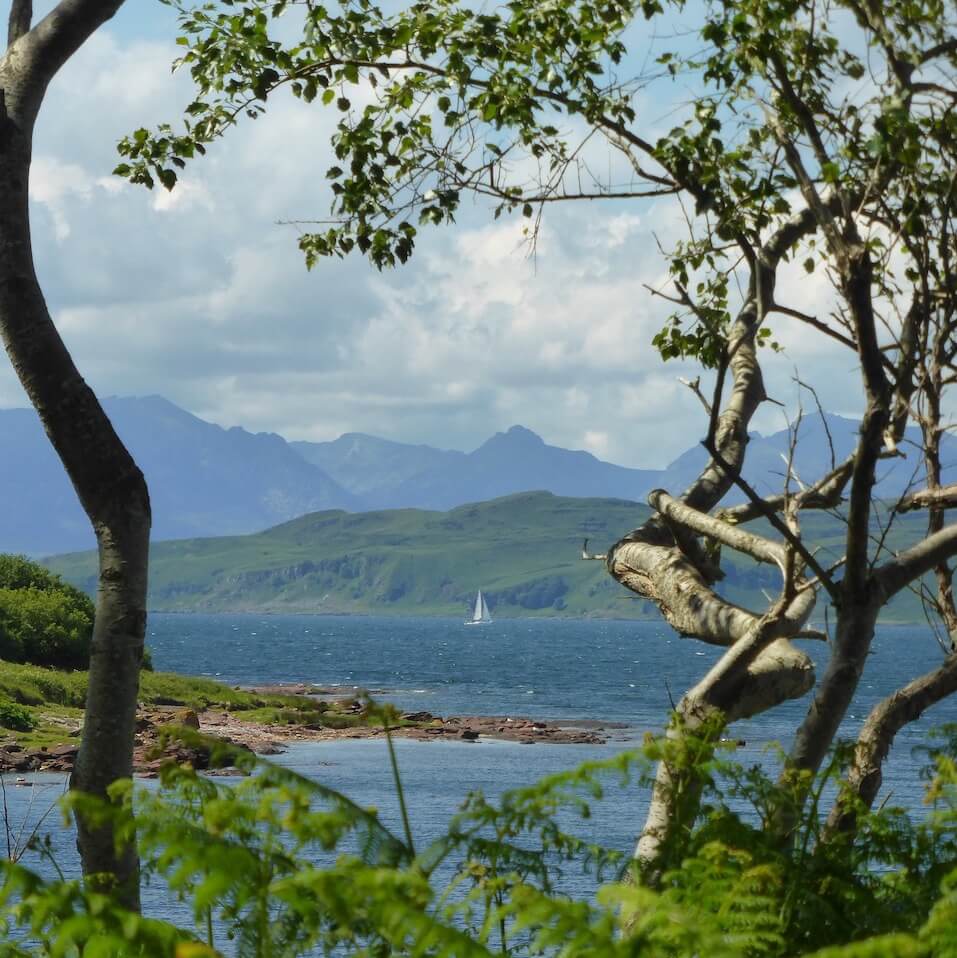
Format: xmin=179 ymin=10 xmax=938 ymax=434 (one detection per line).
xmin=465 ymin=590 xmax=492 ymax=626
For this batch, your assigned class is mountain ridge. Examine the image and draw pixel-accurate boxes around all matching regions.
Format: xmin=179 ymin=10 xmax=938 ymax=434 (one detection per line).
xmin=3 ymin=396 xmax=953 ymax=556
xmin=0 ymin=395 xmax=357 ymax=555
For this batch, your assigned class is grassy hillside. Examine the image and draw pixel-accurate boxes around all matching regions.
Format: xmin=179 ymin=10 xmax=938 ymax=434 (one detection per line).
xmin=46 ymin=491 xmax=935 ymax=621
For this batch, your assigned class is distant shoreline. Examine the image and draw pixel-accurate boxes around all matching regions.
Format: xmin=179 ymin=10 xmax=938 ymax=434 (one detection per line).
xmin=143 ymin=608 xmax=935 ymax=629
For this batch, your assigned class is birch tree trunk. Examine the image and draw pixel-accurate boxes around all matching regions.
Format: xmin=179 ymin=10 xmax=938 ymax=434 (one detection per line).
xmin=0 ymin=0 xmax=145 ymax=908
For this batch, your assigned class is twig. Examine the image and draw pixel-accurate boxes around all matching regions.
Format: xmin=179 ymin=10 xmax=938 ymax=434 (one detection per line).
xmin=795 ymin=377 xmax=836 ymax=471
xmin=702 ymin=438 xmax=840 ymax=602
xmin=678 ymin=376 xmax=711 ymax=416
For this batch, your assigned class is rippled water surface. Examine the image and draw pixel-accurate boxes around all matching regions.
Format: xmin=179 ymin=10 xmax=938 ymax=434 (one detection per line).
xmin=5 ymin=613 xmax=955 ymax=936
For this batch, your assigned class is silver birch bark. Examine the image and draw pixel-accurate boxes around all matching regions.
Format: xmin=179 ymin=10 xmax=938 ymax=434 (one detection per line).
xmin=0 ymin=0 xmax=145 ymax=908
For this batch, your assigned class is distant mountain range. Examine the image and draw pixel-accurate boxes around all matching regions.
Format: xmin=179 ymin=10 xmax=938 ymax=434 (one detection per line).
xmin=0 ymin=396 xmax=357 ymax=555
xmin=293 ymin=424 xmax=661 ymax=509
xmin=2 ymin=395 xmax=953 ymax=556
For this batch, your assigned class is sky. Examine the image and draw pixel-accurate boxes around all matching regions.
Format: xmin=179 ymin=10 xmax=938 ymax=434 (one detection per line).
xmin=2 ymin=0 xmax=866 ymax=469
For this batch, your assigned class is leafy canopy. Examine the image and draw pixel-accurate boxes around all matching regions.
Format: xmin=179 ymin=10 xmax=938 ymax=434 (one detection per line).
xmin=120 ymin=0 xmax=957 ymax=371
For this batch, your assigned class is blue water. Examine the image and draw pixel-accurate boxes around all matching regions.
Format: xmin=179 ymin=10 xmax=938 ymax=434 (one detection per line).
xmin=146 ymin=612 xmax=956 ymax=752
xmin=4 ymin=614 xmax=956 ymax=937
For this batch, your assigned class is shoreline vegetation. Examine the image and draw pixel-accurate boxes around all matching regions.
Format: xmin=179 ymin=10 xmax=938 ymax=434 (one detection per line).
xmin=0 ymin=664 xmax=615 ymax=777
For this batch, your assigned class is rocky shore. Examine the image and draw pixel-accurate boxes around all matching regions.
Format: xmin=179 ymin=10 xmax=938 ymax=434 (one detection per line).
xmin=0 ymin=698 xmax=627 ymax=778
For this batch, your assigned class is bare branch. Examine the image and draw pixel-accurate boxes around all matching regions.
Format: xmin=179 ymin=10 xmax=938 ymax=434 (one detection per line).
xmin=772 ymin=302 xmax=877 ymax=362
xmin=899 ymin=483 xmax=957 ymax=513
xmin=678 ymin=376 xmax=712 ymax=416
xmin=825 ymin=653 xmax=957 ymax=836
xmin=7 ymin=0 xmax=31 ymax=47
xmin=874 ymin=522 xmax=957 ymax=600
xmin=581 ymin=538 xmax=606 ymax=560
xmin=720 ymin=455 xmax=855 ymax=524
xmin=649 ymin=489 xmax=788 ymax=572
xmin=703 ymin=438 xmax=840 ymax=601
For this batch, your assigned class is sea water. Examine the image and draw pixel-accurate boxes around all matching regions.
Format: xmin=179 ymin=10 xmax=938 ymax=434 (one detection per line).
xmin=3 ymin=614 xmax=955 ymax=932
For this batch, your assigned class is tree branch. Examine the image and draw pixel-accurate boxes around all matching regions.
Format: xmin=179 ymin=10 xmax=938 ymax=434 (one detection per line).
xmin=719 ymin=455 xmax=855 ymax=524
xmin=874 ymin=522 xmax=957 ymax=600
xmin=634 ymin=589 xmax=816 ymax=882
xmin=825 ymin=653 xmax=957 ymax=837
xmin=15 ymin=0 xmax=124 ymax=87
xmin=899 ymin=483 xmax=957 ymax=513
xmin=648 ymin=489 xmax=788 ymax=572
xmin=7 ymin=0 xmax=31 ymax=47
xmin=702 ymin=439 xmax=840 ymax=601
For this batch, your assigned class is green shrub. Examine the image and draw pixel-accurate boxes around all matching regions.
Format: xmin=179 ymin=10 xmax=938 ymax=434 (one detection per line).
xmin=0 ymin=696 xmax=34 ymax=732
xmin=0 ymin=554 xmax=94 ymax=670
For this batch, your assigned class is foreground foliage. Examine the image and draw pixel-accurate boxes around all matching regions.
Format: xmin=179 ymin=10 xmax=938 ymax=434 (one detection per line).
xmin=1 ymin=721 xmax=956 ymax=957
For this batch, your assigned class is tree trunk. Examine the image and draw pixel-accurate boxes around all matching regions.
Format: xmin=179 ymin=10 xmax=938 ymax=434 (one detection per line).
xmin=0 ymin=0 xmax=142 ymax=908
xmin=635 ymin=596 xmax=816 ymax=882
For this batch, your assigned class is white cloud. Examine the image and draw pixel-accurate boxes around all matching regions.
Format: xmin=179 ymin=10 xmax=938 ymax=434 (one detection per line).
xmin=151 ymin=178 xmax=214 ymax=214
xmin=30 ymin=157 xmax=94 ymax=241
xmin=0 ymin=12 xmax=903 ymax=477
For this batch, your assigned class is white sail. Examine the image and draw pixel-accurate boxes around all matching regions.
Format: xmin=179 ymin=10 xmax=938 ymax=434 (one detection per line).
xmin=466 ymin=590 xmax=492 ymax=625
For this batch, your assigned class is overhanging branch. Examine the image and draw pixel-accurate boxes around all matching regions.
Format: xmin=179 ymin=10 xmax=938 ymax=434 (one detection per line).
xmin=648 ymin=489 xmax=787 ymax=572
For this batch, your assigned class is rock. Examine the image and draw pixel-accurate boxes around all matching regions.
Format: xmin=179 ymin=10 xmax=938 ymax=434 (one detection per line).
xmin=42 ymin=759 xmax=72 ymax=772
xmin=459 ymin=729 xmax=479 ymax=741
xmin=402 ymin=711 xmax=434 ymax=723
xmin=171 ymin=708 xmax=201 ymax=730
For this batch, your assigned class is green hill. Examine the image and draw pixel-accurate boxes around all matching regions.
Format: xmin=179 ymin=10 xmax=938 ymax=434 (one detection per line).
xmin=45 ymin=491 xmax=935 ymax=621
